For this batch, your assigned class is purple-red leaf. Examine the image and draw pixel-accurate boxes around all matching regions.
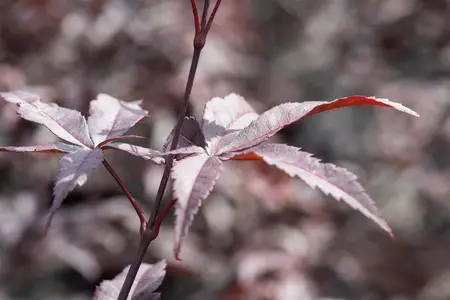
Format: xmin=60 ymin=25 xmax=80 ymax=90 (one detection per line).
xmin=0 ymin=91 xmax=164 ymax=228
xmin=219 ymin=95 xmax=419 ymax=154
xmin=172 ymin=154 xmax=223 ymax=259
xmin=47 ymin=148 xmax=104 ymax=226
xmin=162 ymin=116 xmax=206 ymax=152
xmin=93 ymin=260 xmax=166 ymax=300
xmin=0 ymin=142 xmax=79 ymax=153
xmin=235 ymin=143 xmax=392 ymax=236
xmin=0 ymin=91 xmax=94 ymax=148
xmin=88 ymin=94 xmax=148 ymax=146
xmin=202 ymin=94 xmax=259 ymax=155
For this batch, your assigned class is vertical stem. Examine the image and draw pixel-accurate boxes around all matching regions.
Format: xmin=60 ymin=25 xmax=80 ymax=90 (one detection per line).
xmin=116 ymin=231 xmax=153 ymax=300
xmin=148 ymin=48 xmax=202 ymax=229
xmin=117 ymin=1 xmax=223 ymax=298
xmin=117 ymin=45 xmax=203 ymax=300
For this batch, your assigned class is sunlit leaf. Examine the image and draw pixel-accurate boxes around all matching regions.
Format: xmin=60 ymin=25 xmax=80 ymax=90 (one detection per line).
xmin=234 ymin=143 xmax=393 ymax=236
xmin=88 ymin=94 xmax=148 ymax=146
xmin=202 ymin=94 xmax=259 ymax=155
xmin=172 ymin=154 xmax=223 ymax=259
xmin=0 ymin=91 xmax=93 ymax=148
xmin=0 ymin=91 xmax=164 ymax=227
xmin=48 ymin=148 xmax=104 ymax=226
xmin=219 ymin=95 xmax=419 ymax=154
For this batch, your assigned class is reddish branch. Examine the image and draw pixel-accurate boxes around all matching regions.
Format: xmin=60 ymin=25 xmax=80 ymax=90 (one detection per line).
xmin=116 ymin=1 xmax=223 ymax=299
xmin=102 ymin=160 xmax=148 ymax=234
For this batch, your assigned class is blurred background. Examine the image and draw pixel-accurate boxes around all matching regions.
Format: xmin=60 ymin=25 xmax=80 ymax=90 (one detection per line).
xmin=0 ymin=0 xmax=449 ymax=299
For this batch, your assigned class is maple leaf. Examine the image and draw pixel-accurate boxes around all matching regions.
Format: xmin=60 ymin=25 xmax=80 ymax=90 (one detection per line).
xmin=159 ymin=93 xmax=419 ymax=259
xmin=0 ymin=91 xmax=164 ymax=226
xmin=93 ymin=260 xmax=166 ymax=300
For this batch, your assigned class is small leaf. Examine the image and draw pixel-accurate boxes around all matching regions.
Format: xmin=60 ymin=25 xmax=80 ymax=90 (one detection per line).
xmin=48 ymin=148 xmax=104 ymax=226
xmin=202 ymin=94 xmax=259 ymax=155
xmin=0 ymin=142 xmax=79 ymax=153
xmin=93 ymin=260 xmax=166 ymax=300
xmin=172 ymin=154 xmax=223 ymax=259
xmin=88 ymin=94 xmax=148 ymax=146
xmin=235 ymin=143 xmax=392 ymax=236
xmin=162 ymin=116 xmax=206 ymax=152
xmin=0 ymin=91 xmax=94 ymax=148
xmin=219 ymin=95 xmax=419 ymax=154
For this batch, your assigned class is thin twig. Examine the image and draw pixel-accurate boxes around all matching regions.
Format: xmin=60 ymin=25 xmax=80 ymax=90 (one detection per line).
xmin=154 ymin=199 xmax=176 ymax=230
xmin=204 ymin=0 xmax=222 ymax=38
xmin=201 ymin=0 xmax=210 ymax=32
xmin=148 ymin=47 xmax=202 ymax=229
xmin=117 ymin=34 xmax=203 ymax=300
xmin=102 ymin=159 xmax=147 ymax=233
xmin=116 ymin=200 xmax=176 ymax=300
xmin=191 ymin=0 xmax=201 ymax=35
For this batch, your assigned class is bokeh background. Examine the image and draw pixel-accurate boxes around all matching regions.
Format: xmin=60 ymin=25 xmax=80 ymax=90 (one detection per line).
xmin=0 ymin=0 xmax=449 ymax=299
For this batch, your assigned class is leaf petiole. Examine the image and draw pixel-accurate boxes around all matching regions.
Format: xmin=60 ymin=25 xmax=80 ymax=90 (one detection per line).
xmin=102 ymin=159 xmax=147 ymax=234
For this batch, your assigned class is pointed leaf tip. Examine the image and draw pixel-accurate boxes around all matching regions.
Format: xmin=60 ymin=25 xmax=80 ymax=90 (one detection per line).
xmin=88 ymin=93 xmax=148 ymax=146
xmin=172 ymin=154 xmax=223 ymax=258
xmin=1 ymin=90 xmax=93 ymax=148
xmin=49 ymin=148 xmax=104 ymax=224
xmin=241 ymin=143 xmax=393 ymax=235
xmin=0 ymin=142 xmax=80 ymax=154
xmin=219 ymin=95 xmax=419 ymax=154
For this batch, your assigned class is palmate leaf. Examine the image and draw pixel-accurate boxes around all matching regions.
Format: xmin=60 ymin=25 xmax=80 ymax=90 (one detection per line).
xmin=0 ymin=90 xmax=163 ymax=227
xmin=172 ymin=154 xmax=223 ymax=259
xmin=231 ymin=143 xmax=393 ymax=235
xmin=169 ymin=93 xmax=419 ymax=259
xmin=201 ymin=93 xmax=259 ymax=155
xmin=218 ymin=95 xmax=419 ymax=155
xmin=93 ymin=260 xmax=166 ymax=300
xmin=88 ymin=93 xmax=148 ymax=146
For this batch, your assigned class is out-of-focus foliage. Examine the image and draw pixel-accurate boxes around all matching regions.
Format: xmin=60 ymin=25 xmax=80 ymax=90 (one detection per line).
xmin=0 ymin=0 xmax=448 ymax=299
